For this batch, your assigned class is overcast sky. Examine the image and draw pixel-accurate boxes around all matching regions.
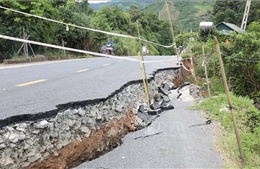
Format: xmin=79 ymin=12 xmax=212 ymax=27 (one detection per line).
xmin=88 ymin=0 xmax=110 ymax=3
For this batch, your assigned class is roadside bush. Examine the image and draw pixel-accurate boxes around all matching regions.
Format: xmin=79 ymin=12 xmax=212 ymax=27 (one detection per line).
xmin=194 ymin=93 xmax=260 ymax=167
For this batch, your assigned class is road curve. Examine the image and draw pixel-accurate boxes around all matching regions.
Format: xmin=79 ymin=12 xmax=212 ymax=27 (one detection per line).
xmin=0 ymin=56 xmax=179 ymax=120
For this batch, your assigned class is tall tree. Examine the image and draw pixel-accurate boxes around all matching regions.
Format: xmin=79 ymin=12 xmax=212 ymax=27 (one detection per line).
xmin=55 ymin=0 xmax=92 ymax=50
xmin=227 ymin=22 xmax=260 ymax=96
xmin=0 ymin=0 xmax=61 ymax=61
xmin=129 ymin=5 xmax=139 ymax=22
xmin=213 ymin=0 xmax=260 ymax=27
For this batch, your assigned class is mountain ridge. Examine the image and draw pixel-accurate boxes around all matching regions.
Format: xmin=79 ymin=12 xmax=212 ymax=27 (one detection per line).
xmin=89 ymin=0 xmax=156 ymax=11
xmin=89 ymin=0 xmax=216 ymax=31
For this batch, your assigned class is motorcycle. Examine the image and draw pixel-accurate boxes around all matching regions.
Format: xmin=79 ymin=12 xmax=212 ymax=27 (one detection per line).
xmin=142 ymin=46 xmax=147 ymax=56
xmin=105 ymin=44 xmax=114 ymax=55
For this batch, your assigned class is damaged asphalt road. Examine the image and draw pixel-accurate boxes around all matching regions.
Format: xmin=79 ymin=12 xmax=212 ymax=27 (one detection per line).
xmin=75 ymin=85 xmax=224 ymax=168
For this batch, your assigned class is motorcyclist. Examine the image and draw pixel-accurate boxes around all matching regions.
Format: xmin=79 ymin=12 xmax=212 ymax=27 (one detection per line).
xmin=142 ymin=45 xmax=147 ymax=56
xmin=106 ymin=38 xmax=114 ymax=55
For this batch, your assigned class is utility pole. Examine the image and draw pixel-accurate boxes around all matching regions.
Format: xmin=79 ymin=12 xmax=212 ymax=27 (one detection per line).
xmin=241 ymin=0 xmax=251 ymax=32
xmin=165 ymin=1 xmax=178 ymax=59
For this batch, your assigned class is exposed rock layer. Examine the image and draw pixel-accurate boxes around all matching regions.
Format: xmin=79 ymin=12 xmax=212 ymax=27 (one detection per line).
xmin=0 ymin=68 xmax=179 ymax=169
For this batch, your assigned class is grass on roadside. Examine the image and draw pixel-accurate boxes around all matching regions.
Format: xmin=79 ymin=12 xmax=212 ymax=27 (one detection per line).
xmin=77 ymin=55 xmax=93 ymax=58
xmin=193 ymin=93 xmax=260 ymax=168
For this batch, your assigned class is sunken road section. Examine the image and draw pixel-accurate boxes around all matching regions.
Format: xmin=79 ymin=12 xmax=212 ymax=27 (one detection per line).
xmin=0 ymin=68 xmax=179 ymax=169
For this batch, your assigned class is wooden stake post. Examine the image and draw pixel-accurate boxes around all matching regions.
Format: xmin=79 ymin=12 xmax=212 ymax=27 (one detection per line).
xmin=136 ymin=20 xmax=150 ymax=107
xmin=23 ymin=27 xmax=28 ymax=58
xmin=202 ymin=43 xmax=211 ymax=97
xmin=213 ymin=36 xmax=245 ymax=163
xmin=137 ymin=52 xmax=150 ymax=107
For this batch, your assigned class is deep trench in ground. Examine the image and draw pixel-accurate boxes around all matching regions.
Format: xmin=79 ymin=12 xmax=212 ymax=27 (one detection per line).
xmin=0 ymin=68 xmax=190 ymax=169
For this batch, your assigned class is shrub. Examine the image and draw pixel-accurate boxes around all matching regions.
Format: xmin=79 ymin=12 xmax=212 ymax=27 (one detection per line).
xmin=194 ymin=93 xmax=260 ymax=167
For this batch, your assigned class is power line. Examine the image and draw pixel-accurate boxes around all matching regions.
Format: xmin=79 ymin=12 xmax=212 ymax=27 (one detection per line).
xmin=0 ymin=34 xmax=179 ymax=64
xmin=228 ymin=57 xmax=260 ymax=63
xmin=0 ymin=5 xmax=175 ymax=48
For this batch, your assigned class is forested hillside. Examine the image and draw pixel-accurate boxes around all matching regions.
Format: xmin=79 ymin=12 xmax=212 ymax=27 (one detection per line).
xmin=209 ymin=0 xmax=260 ymax=102
xmin=90 ymin=0 xmax=215 ymax=32
xmin=89 ymin=0 xmax=155 ymax=11
xmin=213 ymin=0 xmax=260 ymax=27
xmin=0 ymin=0 xmax=176 ymax=62
xmin=142 ymin=0 xmax=215 ymax=31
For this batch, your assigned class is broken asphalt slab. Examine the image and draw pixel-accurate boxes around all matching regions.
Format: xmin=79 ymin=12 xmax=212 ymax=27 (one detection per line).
xmin=75 ymin=84 xmax=224 ymax=168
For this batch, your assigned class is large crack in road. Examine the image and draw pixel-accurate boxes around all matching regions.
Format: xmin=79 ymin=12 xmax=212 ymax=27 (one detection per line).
xmin=76 ymin=84 xmax=224 ymax=169
xmin=0 ymin=68 xmax=187 ymax=169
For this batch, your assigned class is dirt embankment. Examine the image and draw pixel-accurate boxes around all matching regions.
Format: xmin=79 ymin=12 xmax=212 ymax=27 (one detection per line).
xmin=27 ymin=113 xmax=134 ymax=169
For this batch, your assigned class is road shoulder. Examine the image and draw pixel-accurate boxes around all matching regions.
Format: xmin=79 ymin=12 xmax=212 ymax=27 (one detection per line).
xmin=75 ymin=85 xmax=224 ymax=168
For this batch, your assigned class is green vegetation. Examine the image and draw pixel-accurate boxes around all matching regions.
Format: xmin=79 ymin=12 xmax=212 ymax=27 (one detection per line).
xmin=178 ymin=21 xmax=260 ymax=168
xmin=141 ymin=1 xmax=164 ymax=15
xmin=77 ymin=55 xmax=93 ymax=58
xmin=89 ymin=0 xmax=156 ymax=11
xmin=143 ymin=0 xmax=215 ymax=32
xmin=0 ymin=0 xmax=176 ymax=62
xmin=177 ymin=2 xmax=260 ymax=167
xmin=193 ymin=94 xmax=260 ymax=167
xmin=1 ymin=0 xmax=260 ymax=166
xmin=191 ymin=23 xmax=260 ymax=100
xmin=213 ymin=0 xmax=260 ymax=26
xmin=90 ymin=0 xmax=216 ymax=32
xmin=194 ymin=5 xmax=212 ymax=11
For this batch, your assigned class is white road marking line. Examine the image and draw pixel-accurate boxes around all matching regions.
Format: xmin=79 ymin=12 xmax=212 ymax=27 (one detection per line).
xmin=16 ymin=79 xmax=47 ymax=87
xmin=102 ymin=63 xmax=111 ymax=66
xmin=76 ymin=69 xmax=89 ymax=73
